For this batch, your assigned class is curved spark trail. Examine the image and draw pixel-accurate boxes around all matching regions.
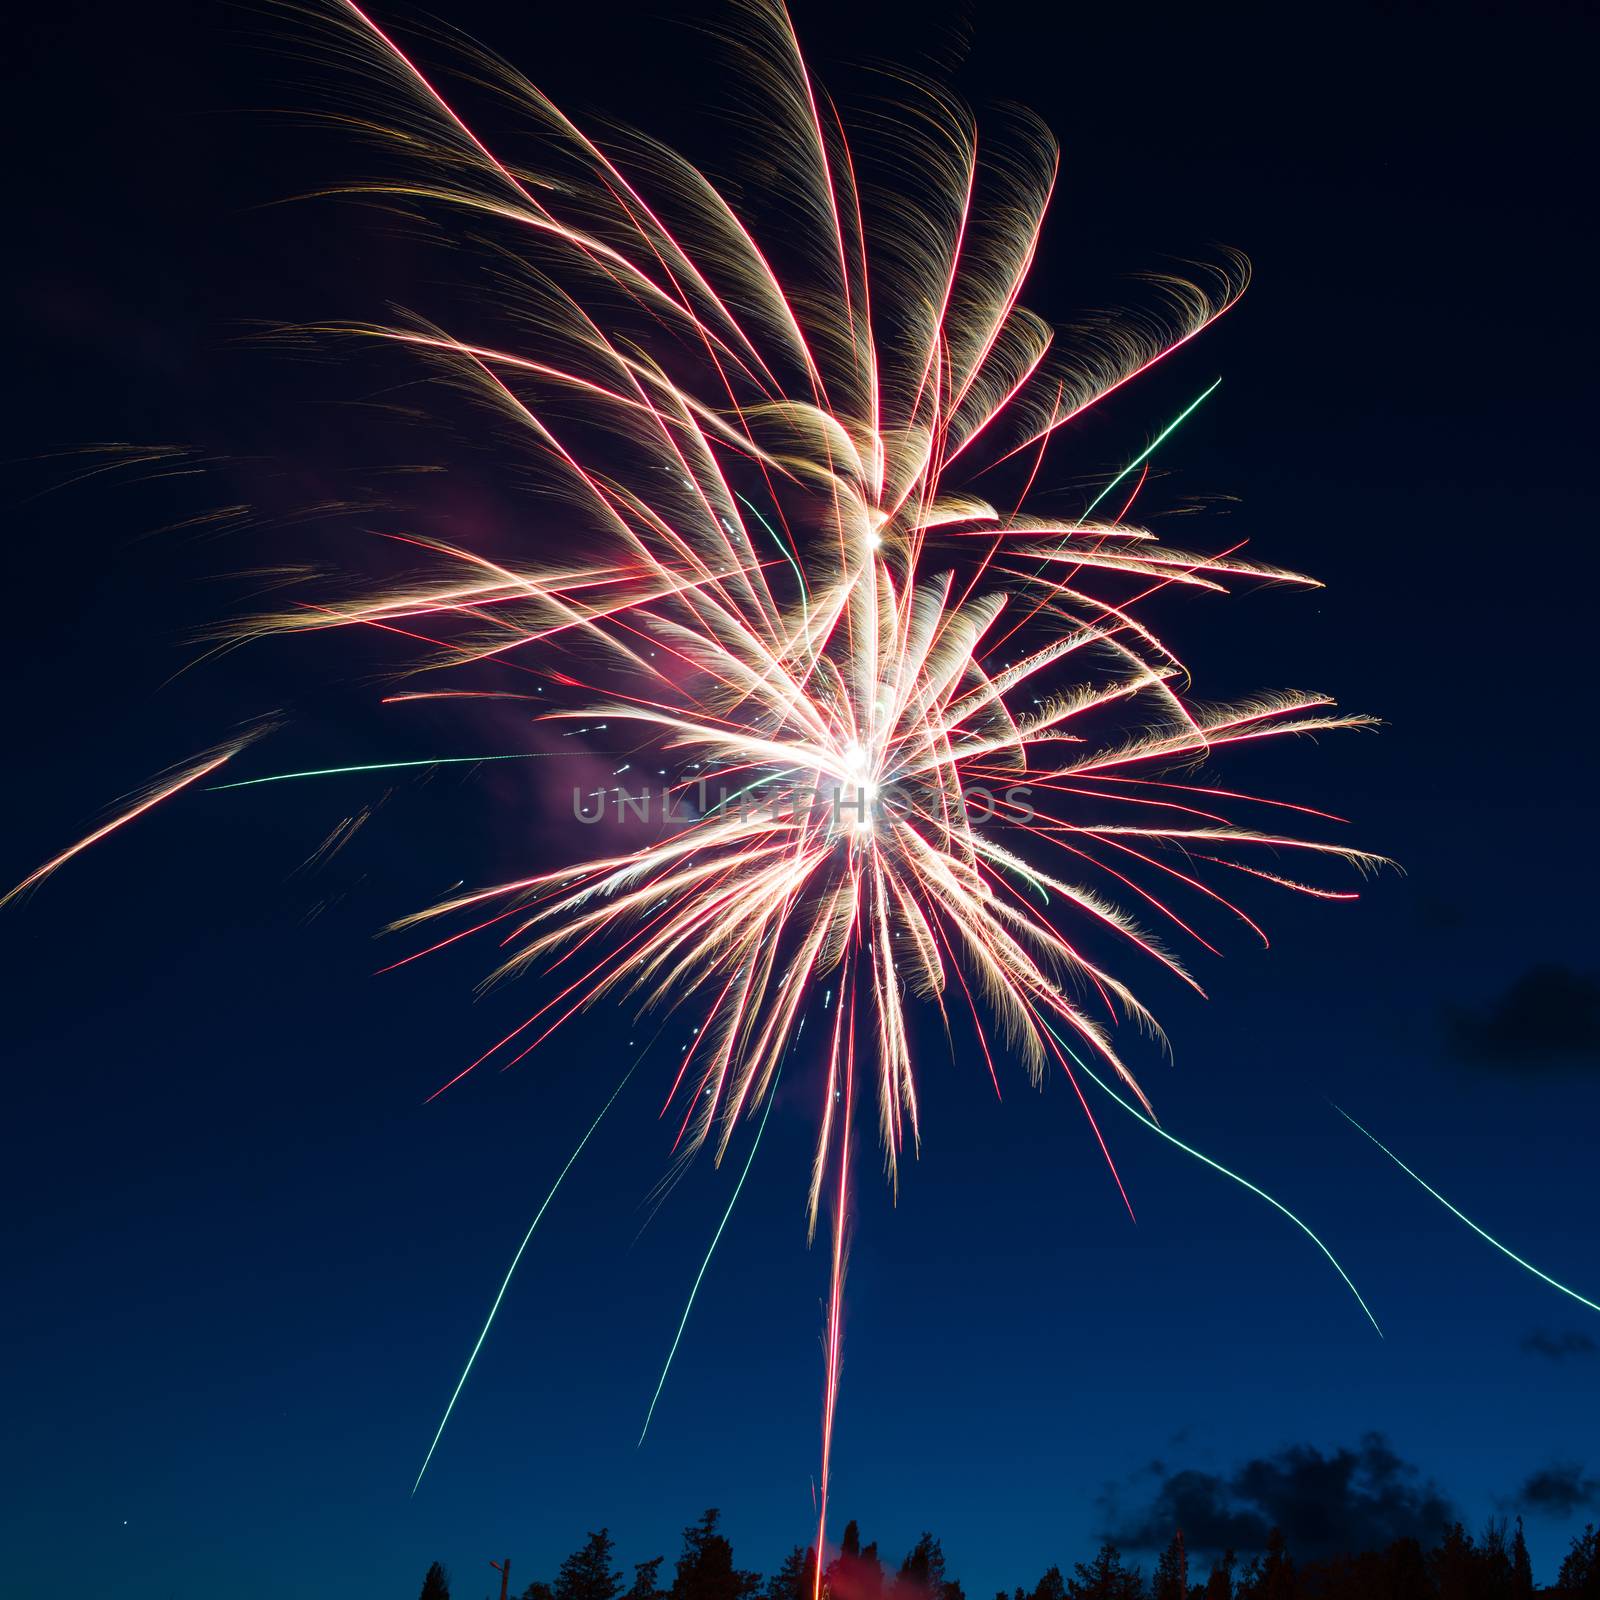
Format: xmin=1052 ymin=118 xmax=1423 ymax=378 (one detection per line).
xmin=1042 ymin=1023 xmax=1384 ymax=1336
xmin=412 ymin=1061 xmax=638 ymax=1494
xmin=1334 ymin=1105 xmax=1600 ymax=1317
xmin=0 ymin=734 xmax=259 ymax=909
xmin=638 ymin=1068 xmax=782 ymax=1447
xmin=208 ymin=752 xmax=558 ymax=791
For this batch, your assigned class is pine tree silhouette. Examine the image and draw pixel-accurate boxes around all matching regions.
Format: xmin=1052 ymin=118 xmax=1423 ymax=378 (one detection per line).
xmin=1430 ymin=1522 xmax=1479 ymax=1600
xmin=628 ymin=1557 xmax=668 ymax=1600
xmin=1152 ymin=1534 xmax=1186 ymax=1600
xmin=824 ymin=1520 xmax=886 ymax=1600
xmin=767 ymin=1547 xmax=818 ymax=1600
xmin=1371 ymin=1536 xmax=1428 ymax=1600
xmin=1511 ymin=1519 xmax=1535 ymax=1600
xmin=672 ymin=1509 xmax=760 ymax=1600
xmin=1238 ymin=1530 xmax=1293 ymax=1600
xmin=1066 ymin=1542 xmax=1144 ymax=1600
xmin=898 ymin=1533 xmax=961 ymax=1600
xmin=556 ymin=1531 xmax=623 ymax=1600
xmin=1479 ymin=1519 xmax=1516 ymax=1600
xmin=1201 ymin=1551 xmax=1234 ymax=1600
xmin=858 ymin=1543 xmax=886 ymax=1600
xmin=419 ymin=1562 xmax=452 ymax=1600
xmin=1558 ymin=1526 xmax=1600 ymax=1598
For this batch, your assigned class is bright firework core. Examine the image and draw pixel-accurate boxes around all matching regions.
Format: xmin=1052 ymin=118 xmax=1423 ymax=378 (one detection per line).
xmin=838 ymin=744 xmax=875 ymax=834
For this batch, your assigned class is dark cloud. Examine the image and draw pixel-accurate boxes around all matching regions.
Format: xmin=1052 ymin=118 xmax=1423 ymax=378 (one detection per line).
xmin=1522 ymin=1329 xmax=1599 ymax=1362
xmin=1446 ymin=965 xmax=1600 ymax=1068
xmin=1101 ymin=1434 xmax=1455 ymax=1559
xmin=1517 ymin=1463 xmax=1600 ymax=1518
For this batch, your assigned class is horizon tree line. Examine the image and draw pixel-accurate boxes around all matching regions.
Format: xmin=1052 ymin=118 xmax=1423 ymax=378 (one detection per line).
xmin=415 ymin=1508 xmax=1600 ymax=1600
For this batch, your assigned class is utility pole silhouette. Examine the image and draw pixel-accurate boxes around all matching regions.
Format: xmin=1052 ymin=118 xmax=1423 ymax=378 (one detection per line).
xmin=491 ymin=1557 xmax=512 ymax=1600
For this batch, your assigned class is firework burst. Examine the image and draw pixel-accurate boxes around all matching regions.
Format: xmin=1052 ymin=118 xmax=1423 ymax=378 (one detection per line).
xmin=255 ymin=0 xmax=1381 ymax=1164
xmin=11 ymin=0 xmax=1394 ymax=1558
xmin=250 ymin=0 xmax=1387 ymax=1544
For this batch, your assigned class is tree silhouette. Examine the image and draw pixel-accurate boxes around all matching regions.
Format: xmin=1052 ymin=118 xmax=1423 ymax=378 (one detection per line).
xmin=1511 ymin=1520 xmax=1534 ymax=1600
xmin=1430 ymin=1522 xmax=1480 ymax=1600
xmin=628 ymin=1557 xmax=668 ymax=1600
xmin=412 ymin=1493 xmax=1600 ymax=1600
xmin=1558 ymin=1526 xmax=1600 ymax=1598
xmin=767 ymin=1547 xmax=818 ymax=1600
xmin=1297 ymin=1538 xmax=1403 ymax=1600
xmin=1152 ymin=1534 xmax=1186 ymax=1600
xmin=556 ymin=1531 xmax=623 ymax=1600
xmin=1200 ymin=1551 xmax=1234 ymax=1600
xmin=857 ymin=1543 xmax=887 ymax=1600
xmin=898 ymin=1534 xmax=961 ymax=1600
xmin=1480 ymin=1519 xmax=1517 ymax=1600
xmin=672 ymin=1509 xmax=760 ymax=1600
xmin=1237 ymin=1530 xmax=1293 ymax=1600
xmin=1383 ymin=1537 xmax=1431 ymax=1600
xmin=827 ymin=1521 xmax=886 ymax=1600
xmin=1066 ymin=1542 xmax=1144 ymax=1600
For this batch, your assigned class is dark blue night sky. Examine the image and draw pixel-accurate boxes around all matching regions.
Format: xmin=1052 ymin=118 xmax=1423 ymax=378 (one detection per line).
xmin=5 ymin=3 xmax=1598 ymax=1598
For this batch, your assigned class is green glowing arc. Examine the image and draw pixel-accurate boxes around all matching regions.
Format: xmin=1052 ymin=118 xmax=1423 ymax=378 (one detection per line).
xmin=1335 ymin=1104 xmax=1600 ymax=1317
xmin=1040 ymin=1019 xmax=1384 ymax=1337
xmin=209 ymin=752 xmax=558 ymax=791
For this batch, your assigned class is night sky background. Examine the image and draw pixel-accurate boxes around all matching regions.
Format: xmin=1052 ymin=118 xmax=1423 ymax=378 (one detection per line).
xmin=5 ymin=2 xmax=1599 ymax=1597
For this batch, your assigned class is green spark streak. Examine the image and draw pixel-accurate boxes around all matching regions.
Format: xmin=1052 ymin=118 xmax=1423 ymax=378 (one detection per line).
xmin=638 ymin=1074 xmax=781 ymax=1446
xmin=710 ymin=767 xmax=804 ymax=821
xmin=995 ymin=856 xmax=1050 ymax=905
xmin=210 ymin=752 xmax=554 ymax=791
xmin=1077 ymin=378 xmax=1222 ymax=528
xmin=1334 ymin=1104 xmax=1600 ymax=1316
xmin=411 ymin=1063 xmax=637 ymax=1494
xmin=1040 ymin=1020 xmax=1383 ymax=1336
xmin=738 ymin=493 xmax=810 ymax=612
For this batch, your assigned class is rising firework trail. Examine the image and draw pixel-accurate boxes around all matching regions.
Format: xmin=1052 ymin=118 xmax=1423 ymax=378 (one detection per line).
xmin=5 ymin=0 xmax=1392 ymax=1559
